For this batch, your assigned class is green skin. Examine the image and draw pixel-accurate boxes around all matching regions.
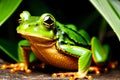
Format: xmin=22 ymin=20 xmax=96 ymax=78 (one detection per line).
xmin=17 ymin=11 xmax=109 ymax=78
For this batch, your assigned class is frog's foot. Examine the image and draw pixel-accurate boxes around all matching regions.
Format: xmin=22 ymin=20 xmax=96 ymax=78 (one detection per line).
xmin=1 ymin=63 xmax=31 ymax=73
xmin=108 ymin=61 xmax=118 ymax=69
xmin=89 ymin=66 xmax=108 ymax=75
xmin=52 ymin=72 xmax=92 ymax=80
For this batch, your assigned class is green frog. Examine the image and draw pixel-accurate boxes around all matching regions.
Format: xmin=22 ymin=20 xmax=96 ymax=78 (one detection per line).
xmin=1 ymin=11 xmax=117 ymax=79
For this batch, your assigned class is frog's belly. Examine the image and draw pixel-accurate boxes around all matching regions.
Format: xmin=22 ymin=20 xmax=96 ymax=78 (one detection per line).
xmin=31 ymin=43 xmax=78 ymax=70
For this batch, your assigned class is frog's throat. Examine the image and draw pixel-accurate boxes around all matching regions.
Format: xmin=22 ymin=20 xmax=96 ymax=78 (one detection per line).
xmin=18 ymin=33 xmax=78 ymax=70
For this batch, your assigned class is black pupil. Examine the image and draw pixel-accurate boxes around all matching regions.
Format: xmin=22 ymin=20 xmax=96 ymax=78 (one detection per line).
xmin=44 ymin=16 xmax=54 ymax=24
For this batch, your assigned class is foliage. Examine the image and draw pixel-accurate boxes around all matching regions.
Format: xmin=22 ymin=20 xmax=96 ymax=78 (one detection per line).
xmin=90 ymin=0 xmax=120 ymax=41
xmin=0 ymin=0 xmax=22 ymax=26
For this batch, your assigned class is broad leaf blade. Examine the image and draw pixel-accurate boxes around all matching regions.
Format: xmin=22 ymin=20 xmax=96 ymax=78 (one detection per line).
xmin=90 ymin=0 xmax=120 ymax=41
xmin=0 ymin=0 xmax=22 ymax=26
xmin=108 ymin=0 xmax=120 ymax=18
xmin=0 ymin=38 xmax=19 ymax=62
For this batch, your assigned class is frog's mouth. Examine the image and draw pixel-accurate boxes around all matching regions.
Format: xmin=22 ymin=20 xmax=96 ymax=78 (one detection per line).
xmin=17 ymin=30 xmax=56 ymax=40
xmin=18 ymin=32 xmax=57 ymax=46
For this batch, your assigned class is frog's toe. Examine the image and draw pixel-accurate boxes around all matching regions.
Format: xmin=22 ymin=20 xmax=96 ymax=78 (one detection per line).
xmin=1 ymin=63 xmax=31 ymax=73
xmin=108 ymin=61 xmax=118 ymax=69
xmin=52 ymin=72 xmax=92 ymax=80
xmin=89 ymin=66 xmax=108 ymax=75
xmin=89 ymin=66 xmax=100 ymax=75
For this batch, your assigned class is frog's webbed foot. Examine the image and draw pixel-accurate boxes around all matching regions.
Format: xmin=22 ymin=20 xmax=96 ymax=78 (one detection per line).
xmin=89 ymin=61 xmax=118 ymax=75
xmin=108 ymin=61 xmax=118 ymax=69
xmin=52 ymin=72 xmax=92 ymax=80
xmin=89 ymin=66 xmax=107 ymax=75
xmin=1 ymin=63 xmax=31 ymax=73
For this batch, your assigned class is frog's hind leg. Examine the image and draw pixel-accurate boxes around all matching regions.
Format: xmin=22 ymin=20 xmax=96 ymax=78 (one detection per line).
xmin=90 ymin=37 xmax=118 ymax=75
xmin=52 ymin=44 xmax=92 ymax=79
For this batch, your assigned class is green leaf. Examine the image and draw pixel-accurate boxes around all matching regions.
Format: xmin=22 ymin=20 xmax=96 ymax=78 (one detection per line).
xmin=0 ymin=38 xmax=19 ymax=62
xmin=108 ymin=0 xmax=120 ymax=18
xmin=0 ymin=0 xmax=22 ymax=26
xmin=90 ymin=0 xmax=120 ymax=41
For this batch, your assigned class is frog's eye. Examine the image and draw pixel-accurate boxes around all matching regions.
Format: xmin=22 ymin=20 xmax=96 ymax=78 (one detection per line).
xmin=43 ymin=15 xmax=55 ymax=29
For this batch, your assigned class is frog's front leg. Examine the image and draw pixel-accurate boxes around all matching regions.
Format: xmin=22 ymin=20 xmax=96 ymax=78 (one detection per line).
xmin=53 ymin=43 xmax=92 ymax=79
xmin=1 ymin=40 xmax=35 ymax=73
